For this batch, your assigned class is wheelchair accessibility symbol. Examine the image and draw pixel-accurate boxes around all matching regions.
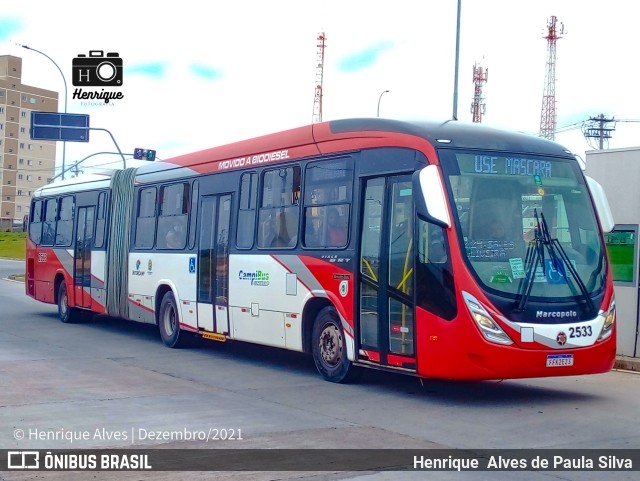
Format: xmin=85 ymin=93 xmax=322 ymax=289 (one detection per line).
xmin=546 ymin=259 xmax=566 ymax=284
xmin=189 ymin=257 xmax=196 ymax=273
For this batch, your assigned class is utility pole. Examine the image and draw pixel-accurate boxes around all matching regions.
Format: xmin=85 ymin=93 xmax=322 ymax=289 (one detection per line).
xmin=583 ymin=114 xmax=616 ymax=150
xmin=452 ymin=0 xmax=462 ymax=120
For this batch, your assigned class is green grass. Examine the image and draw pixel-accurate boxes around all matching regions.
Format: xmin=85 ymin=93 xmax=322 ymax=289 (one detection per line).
xmin=0 ymin=231 xmax=27 ymax=260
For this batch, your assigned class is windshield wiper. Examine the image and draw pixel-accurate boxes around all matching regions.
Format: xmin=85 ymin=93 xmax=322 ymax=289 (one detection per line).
xmin=515 ymin=209 xmax=595 ymax=313
xmin=540 ymin=212 xmax=595 ymax=312
xmin=515 ymin=210 xmax=544 ymax=312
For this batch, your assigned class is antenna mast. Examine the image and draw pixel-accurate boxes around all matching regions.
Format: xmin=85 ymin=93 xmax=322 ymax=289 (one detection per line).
xmin=470 ymin=63 xmax=488 ymax=123
xmin=312 ymin=32 xmax=326 ymax=123
xmin=539 ymin=16 xmax=564 ymax=140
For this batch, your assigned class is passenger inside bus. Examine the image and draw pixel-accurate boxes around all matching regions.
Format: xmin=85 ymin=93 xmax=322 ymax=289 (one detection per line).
xmin=326 ymin=207 xmax=347 ymax=246
xmin=471 ymin=181 xmax=521 ymax=242
xmin=165 ymin=218 xmax=186 ymax=249
xmin=262 ymin=212 xmax=292 ymax=248
xmin=487 ymin=219 xmax=506 ymax=240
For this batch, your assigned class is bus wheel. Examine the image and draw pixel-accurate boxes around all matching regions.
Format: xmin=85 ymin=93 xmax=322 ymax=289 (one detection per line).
xmin=57 ymin=282 xmax=79 ymax=323
xmin=312 ymin=306 xmax=356 ymax=383
xmin=158 ymin=291 xmax=187 ymax=348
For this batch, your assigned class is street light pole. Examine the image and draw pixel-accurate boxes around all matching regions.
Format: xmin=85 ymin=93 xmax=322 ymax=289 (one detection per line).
xmin=377 ymin=90 xmax=390 ymax=117
xmin=20 ymin=44 xmax=68 ymax=180
xmin=452 ymin=0 xmax=462 ymax=120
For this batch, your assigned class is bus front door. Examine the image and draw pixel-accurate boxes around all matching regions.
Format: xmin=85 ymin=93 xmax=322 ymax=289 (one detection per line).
xmin=358 ymin=175 xmax=417 ymax=371
xmin=197 ymin=194 xmax=231 ymax=334
xmin=74 ymin=206 xmax=94 ymax=308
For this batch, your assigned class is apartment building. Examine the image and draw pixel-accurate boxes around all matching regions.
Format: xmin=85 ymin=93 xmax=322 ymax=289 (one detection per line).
xmin=0 ymin=55 xmax=58 ymax=230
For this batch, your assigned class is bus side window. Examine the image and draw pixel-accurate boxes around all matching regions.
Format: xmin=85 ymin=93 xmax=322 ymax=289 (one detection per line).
xmin=237 ymin=173 xmax=257 ymax=249
xmin=258 ymin=167 xmax=300 ymax=249
xmin=94 ymin=192 xmax=108 ymax=249
xmin=419 ymin=221 xmax=447 ymax=265
xmin=41 ymin=198 xmax=58 ymax=246
xmin=29 ymin=200 xmax=43 ymax=245
xmin=302 ymin=157 xmax=354 ymax=249
xmin=134 ymin=187 xmax=157 ymax=249
xmin=55 ymin=196 xmax=74 ymax=247
xmin=188 ymin=180 xmax=199 ymax=250
xmin=416 ymin=219 xmax=456 ymax=320
xmin=157 ymin=183 xmax=189 ymax=250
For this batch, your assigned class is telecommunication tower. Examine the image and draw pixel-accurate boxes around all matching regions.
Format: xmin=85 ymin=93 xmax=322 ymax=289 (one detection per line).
xmin=539 ymin=15 xmax=564 ymax=140
xmin=312 ymin=32 xmax=326 ymax=124
xmin=470 ymin=63 xmax=488 ymax=123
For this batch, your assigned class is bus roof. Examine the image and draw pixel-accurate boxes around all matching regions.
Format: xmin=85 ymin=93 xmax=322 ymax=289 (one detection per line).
xmin=145 ymin=118 xmax=574 ymax=176
xmin=34 ymin=119 xmax=576 ymax=196
xmin=33 ymin=172 xmax=113 ymax=198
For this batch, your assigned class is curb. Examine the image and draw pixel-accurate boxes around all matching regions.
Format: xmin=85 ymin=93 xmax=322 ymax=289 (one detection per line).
xmin=614 ymin=356 xmax=640 ymax=373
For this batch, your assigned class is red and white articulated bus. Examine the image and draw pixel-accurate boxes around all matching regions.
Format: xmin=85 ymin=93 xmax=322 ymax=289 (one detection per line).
xmin=25 ymin=119 xmax=616 ymax=382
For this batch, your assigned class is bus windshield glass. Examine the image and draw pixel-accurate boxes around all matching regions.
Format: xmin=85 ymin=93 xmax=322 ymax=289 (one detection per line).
xmin=441 ymin=150 xmax=606 ymax=301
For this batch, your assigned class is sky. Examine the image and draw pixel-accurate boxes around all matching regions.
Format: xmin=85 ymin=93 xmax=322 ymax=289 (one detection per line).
xmin=1 ymin=0 xmax=639 ymax=177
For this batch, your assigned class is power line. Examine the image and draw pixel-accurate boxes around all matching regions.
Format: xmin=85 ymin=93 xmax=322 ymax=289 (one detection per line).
xmin=583 ymin=114 xmax=615 ymax=150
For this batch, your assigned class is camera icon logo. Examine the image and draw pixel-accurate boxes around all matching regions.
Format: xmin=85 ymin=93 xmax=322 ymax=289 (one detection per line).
xmin=72 ymin=50 xmax=123 ymax=87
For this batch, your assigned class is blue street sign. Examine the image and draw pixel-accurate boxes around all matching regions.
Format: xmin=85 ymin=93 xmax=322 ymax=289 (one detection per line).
xmin=30 ymin=112 xmax=90 ymax=142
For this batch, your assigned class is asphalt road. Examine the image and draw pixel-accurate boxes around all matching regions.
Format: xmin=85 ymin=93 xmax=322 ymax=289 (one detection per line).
xmin=0 ymin=258 xmax=24 ymax=280
xmin=0 ymin=259 xmax=639 ymax=480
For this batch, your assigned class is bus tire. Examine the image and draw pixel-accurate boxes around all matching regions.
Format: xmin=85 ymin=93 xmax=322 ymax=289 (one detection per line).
xmin=57 ymin=282 xmax=79 ymax=323
xmin=312 ymin=306 xmax=356 ymax=383
xmin=158 ymin=291 xmax=187 ymax=348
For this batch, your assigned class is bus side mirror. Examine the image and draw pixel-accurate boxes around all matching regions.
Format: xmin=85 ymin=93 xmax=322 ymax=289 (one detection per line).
xmin=413 ymin=165 xmax=451 ymax=228
xmin=585 ymin=175 xmax=614 ymax=233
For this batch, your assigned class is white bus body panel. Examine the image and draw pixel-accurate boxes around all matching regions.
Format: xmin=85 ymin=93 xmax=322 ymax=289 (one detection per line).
xmin=127 ymin=252 xmax=198 ymax=328
xmin=228 ymin=254 xmax=308 ymax=351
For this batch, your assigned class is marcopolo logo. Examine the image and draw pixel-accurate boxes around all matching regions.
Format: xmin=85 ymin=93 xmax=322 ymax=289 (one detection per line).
xmin=72 ymin=50 xmax=124 ymax=104
xmin=536 ymin=310 xmax=578 ymax=320
xmin=238 ymin=270 xmax=270 ymax=286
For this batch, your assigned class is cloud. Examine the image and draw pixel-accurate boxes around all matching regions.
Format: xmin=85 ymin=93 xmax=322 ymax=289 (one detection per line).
xmin=189 ymin=63 xmax=223 ymax=81
xmin=337 ymin=41 xmax=395 ymax=72
xmin=0 ymin=16 xmax=24 ymax=41
xmin=125 ymin=62 xmax=167 ymax=78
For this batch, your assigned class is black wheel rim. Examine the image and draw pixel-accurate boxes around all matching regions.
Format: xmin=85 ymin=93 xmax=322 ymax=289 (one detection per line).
xmin=163 ymin=303 xmax=177 ymax=337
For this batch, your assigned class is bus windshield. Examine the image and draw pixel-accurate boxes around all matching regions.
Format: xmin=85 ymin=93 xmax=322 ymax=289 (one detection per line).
xmin=441 ymin=150 xmax=606 ymax=301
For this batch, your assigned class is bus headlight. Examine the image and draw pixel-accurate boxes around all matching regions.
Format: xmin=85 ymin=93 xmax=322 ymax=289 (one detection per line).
xmin=597 ymin=297 xmax=615 ymax=341
xmin=462 ymin=291 xmax=513 ymax=345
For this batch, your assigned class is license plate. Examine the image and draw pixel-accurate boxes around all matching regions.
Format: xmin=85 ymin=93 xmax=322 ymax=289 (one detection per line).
xmin=546 ymin=354 xmax=574 ymax=367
